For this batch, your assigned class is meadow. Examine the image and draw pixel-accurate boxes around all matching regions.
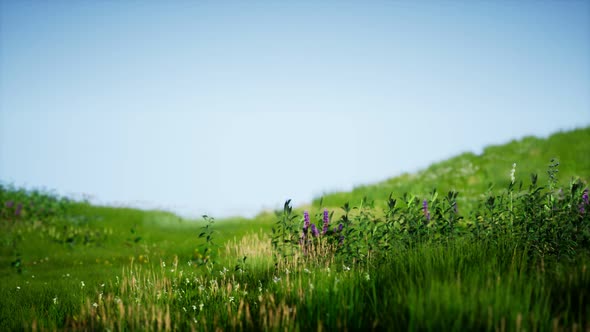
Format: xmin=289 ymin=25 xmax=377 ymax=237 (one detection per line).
xmin=1 ymin=127 xmax=589 ymax=331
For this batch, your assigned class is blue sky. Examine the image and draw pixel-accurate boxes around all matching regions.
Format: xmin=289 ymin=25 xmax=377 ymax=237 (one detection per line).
xmin=1 ymin=1 xmax=589 ymax=218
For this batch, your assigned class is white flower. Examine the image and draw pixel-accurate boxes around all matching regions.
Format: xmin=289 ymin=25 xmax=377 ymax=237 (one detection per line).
xmin=53 ymin=297 xmax=58 ymax=304
xmin=192 ymin=305 xmax=197 ymax=311
xmin=229 ymin=296 xmax=235 ymax=303
xmin=81 ymin=281 xmax=85 ymax=288
xmin=92 ymin=302 xmax=98 ymax=308
xmin=303 ymin=268 xmax=311 ymax=274
xmin=343 ymin=265 xmax=351 ymax=271
xmin=365 ymin=273 xmax=370 ymax=281
xmin=510 ymin=163 xmax=517 ymax=184
xmin=273 ymin=276 xmax=281 ymax=283
xmin=161 ymin=261 xmax=166 ymax=268
xmin=199 ymin=303 xmax=204 ymax=311
xmin=16 ymin=286 xmax=20 ymax=290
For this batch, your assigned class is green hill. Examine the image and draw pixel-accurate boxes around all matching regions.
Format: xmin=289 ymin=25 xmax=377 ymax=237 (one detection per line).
xmin=1 ymin=126 xmax=589 ymax=330
xmin=312 ymin=126 xmax=590 ymax=211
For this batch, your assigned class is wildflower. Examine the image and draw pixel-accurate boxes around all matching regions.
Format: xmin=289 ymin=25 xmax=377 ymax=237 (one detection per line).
xmin=273 ymin=276 xmax=281 ymax=283
xmin=53 ymin=297 xmax=58 ymax=304
xmin=229 ymin=296 xmax=235 ymax=303
xmin=510 ymin=163 xmax=517 ymax=184
xmin=16 ymin=286 xmax=20 ymax=290
xmin=580 ymin=189 xmax=589 ymax=214
xmin=303 ymin=211 xmax=310 ymax=230
xmin=199 ymin=303 xmax=204 ymax=311
xmin=322 ymin=209 xmax=330 ymax=235
xmin=92 ymin=302 xmax=98 ymax=308
xmin=310 ymin=224 xmax=319 ymax=237
xmin=343 ymin=265 xmax=351 ymax=271
xmin=422 ymin=199 xmax=430 ymax=221
xmin=15 ymin=203 xmax=23 ymax=217
xmin=5 ymin=201 xmax=14 ymax=209
xmin=81 ymin=281 xmax=85 ymax=288
xmin=303 ymin=268 xmax=311 ymax=274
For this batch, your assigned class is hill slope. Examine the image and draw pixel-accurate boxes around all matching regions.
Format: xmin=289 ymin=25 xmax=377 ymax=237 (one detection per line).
xmin=313 ymin=126 xmax=590 ymax=210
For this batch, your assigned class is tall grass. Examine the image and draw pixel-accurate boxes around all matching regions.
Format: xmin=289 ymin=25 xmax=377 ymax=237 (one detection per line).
xmin=1 ymin=129 xmax=590 ymax=330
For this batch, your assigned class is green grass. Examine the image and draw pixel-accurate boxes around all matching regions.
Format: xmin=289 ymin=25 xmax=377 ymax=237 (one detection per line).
xmin=1 ymin=126 xmax=589 ymax=331
xmin=313 ymin=127 xmax=590 ymax=211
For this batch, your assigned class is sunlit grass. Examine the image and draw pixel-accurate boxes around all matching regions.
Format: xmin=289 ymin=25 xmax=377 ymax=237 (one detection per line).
xmin=1 ymin=127 xmax=589 ymax=330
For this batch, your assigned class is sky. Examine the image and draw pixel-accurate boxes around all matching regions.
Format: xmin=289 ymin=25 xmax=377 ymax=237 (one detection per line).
xmin=1 ymin=1 xmax=589 ymax=218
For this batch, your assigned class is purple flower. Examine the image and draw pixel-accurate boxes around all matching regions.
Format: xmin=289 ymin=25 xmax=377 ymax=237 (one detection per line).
xmin=334 ymin=223 xmax=343 ymax=233
xmin=15 ymin=203 xmax=23 ymax=217
xmin=5 ymin=201 xmax=14 ymax=209
xmin=580 ymin=189 xmax=589 ymax=214
xmin=302 ymin=211 xmax=310 ymax=235
xmin=310 ymin=224 xmax=319 ymax=237
xmin=322 ymin=209 xmax=330 ymax=235
xmin=422 ymin=199 xmax=430 ymax=222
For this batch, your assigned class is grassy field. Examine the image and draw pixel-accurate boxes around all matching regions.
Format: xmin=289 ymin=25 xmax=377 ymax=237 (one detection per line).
xmin=1 ymin=127 xmax=589 ymax=331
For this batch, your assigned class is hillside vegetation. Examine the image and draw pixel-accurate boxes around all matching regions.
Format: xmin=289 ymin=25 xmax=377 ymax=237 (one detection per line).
xmin=314 ymin=127 xmax=590 ymax=211
xmin=1 ymin=126 xmax=589 ymax=331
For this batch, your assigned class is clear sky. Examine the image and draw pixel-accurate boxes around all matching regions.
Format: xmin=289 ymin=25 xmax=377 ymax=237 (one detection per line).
xmin=1 ymin=1 xmax=589 ymax=218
